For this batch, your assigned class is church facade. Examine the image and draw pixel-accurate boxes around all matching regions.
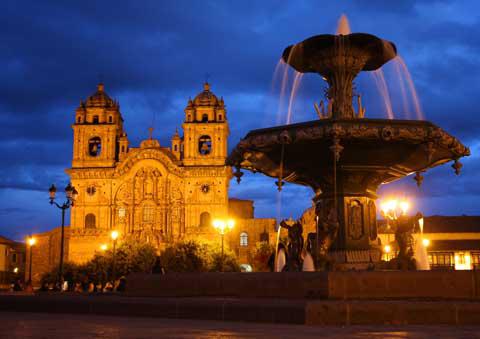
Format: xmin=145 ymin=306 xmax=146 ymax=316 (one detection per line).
xmin=27 ymin=83 xmax=275 ymax=282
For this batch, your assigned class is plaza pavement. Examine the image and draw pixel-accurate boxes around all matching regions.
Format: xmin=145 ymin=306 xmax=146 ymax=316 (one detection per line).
xmin=0 ymin=312 xmax=479 ymax=338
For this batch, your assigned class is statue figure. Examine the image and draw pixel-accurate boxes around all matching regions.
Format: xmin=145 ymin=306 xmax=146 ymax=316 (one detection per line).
xmin=279 ymin=218 xmax=304 ymax=271
xmin=390 ymin=212 xmax=423 ymax=270
xmin=317 ymin=206 xmax=339 ymax=255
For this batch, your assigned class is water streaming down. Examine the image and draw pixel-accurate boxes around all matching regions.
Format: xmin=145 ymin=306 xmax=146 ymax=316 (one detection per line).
xmin=272 ymin=59 xmax=289 ymax=125
xmin=302 ymin=252 xmax=315 ymax=271
xmin=392 ymin=59 xmax=412 ymax=120
xmin=286 ymin=72 xmax=304 ymax=124
xmin=371 ymin=70 xmax=395 ymax=119
xmin=413 ymin=218 xmax=430 ymax=270
xmin=273 ymin=190 xmax=283 ymax=271
xmin=275 ymin=248 xmax=286 ymax=272
xmin=393 ymin=56 xmax=425 ymax=120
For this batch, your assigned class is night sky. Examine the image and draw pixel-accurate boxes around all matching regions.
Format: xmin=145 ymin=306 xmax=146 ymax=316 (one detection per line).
xmin=1 ymin=1 xmax=479 ymax=241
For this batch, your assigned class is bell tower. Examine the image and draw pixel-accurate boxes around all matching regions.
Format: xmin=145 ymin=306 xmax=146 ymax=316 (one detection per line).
xmin=182 ymin=82 xmax=229 ymax=166
xmin=72 ymin=83 xmax=127 ymax=168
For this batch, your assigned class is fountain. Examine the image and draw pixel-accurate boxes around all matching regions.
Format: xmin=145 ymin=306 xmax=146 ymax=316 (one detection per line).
xmin=228 ymin=31 xmax=470 ymax=269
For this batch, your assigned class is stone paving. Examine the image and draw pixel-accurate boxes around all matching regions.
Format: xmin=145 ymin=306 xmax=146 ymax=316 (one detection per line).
xmin=0 ymin=312 xmax=480 ymax=339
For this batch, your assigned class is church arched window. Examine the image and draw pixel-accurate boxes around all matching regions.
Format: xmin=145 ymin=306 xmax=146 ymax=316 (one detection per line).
xmin=85 ymin=214 xmax=96 ymax=229
xmin=200 ymin=212 xmax=211 ymax=228
xmin=218 ymin=114 xmax=222 ymax=121
xmin=201 ymin=114 xmax=208 ymax=122
xmin=240 ymin=232 xmax=248 ymax=246
xmin=198 ymin=135 xmax=212 ymax=155
xmin=88 ymin=137 xmax=102 ymax=156
xmin=108 ymin=115 xmax=113 ymax=123
xmin=93 ymin=115 xmax=99 ymax=124
xmin=77 ymin=116 xmax=82 ymax=123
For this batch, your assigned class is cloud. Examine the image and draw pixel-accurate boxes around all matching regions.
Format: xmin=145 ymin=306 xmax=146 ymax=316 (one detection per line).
xmin=0 ymin=1 xmax=479 ymax=239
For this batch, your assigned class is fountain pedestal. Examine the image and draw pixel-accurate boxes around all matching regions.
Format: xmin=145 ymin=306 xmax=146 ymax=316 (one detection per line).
xmin=313 ymin=167 xmax=382 ymax=268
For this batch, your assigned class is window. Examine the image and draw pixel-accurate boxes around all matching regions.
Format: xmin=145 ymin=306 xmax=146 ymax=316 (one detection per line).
xmin=86 ymin=186 xmax=96 ymax=196
xmin=259 ymin=231 xmax=269 ymax=242
xmin=428 ymin=252 xmax=454 ymax=268
xmin=200 ymin=212 xmax=211 ymax=228
xmin=143 ymin=207 xmax=155 ymax=223
xmin=201 ymin=114 xmax=208 ymax=122
xmin=88 ymin=137 xmax=102 ymax=156
xmin=108 ymin=116 xmax=113 ymax=123
xmin=77 ymin=116 xmax=82 ymax=123
xmin=93 ymin=115 xmax=99 ymax=123
xmin=12 ymin=253 xmax=17 ymax=263
xmin=218 ymin=114 xmax=222 ymax=121
xmin=121 ymin=145 xmax=125 ymax=153
xmin=174 ymin=145 xmax=178 ymax=152
xmin=240 ymin=232 xmax=248 ymax=246
xmin=198 ymin=135 xmax=212 ymax=155
xmin=85 ymin=214 xmax=96 ymax=229
xmin=472 ymin=252 xmax=480 ymax=269
xmin=187 ymin=114 xmax=192 ymax=121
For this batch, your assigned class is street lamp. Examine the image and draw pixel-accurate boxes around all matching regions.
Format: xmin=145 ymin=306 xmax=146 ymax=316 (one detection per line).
xmin=27 ymin=236 xmax=36 ymax=283
xmin=212 ymin=218 xmax=235 ymax=272
xmin=111 ymin=230 xmax=119 ymax=283
xmin=49 ymin=183 xmax=78 ymax=287
xmin=100 ymin=244 xmax=108 ymax=252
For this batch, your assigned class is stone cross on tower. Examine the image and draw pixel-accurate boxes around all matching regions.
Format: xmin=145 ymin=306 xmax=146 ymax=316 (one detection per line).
xmin=148 ymin=127 xmax=153 ymax=140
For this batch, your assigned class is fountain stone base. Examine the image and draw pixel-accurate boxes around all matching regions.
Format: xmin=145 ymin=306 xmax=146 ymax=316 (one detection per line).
xmin=314 ymin=179 xmax=382 ymax=268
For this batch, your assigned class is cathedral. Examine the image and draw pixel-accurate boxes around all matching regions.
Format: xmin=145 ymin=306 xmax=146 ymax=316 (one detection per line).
xmin=29 ymin=83 xmax=275 ymax=281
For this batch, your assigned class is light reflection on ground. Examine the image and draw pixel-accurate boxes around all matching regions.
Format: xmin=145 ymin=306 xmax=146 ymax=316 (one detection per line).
xmin=0 ymin=312 xmax=479 ymax=339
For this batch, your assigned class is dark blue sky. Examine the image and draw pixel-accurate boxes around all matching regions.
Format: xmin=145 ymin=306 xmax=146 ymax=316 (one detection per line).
xmin=1 ymin=0 xmax=479 ymax=240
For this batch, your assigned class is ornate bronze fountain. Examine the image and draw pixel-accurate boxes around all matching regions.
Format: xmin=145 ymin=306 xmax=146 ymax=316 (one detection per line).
xmin=227 ymin=32 xmax=470 ymax=269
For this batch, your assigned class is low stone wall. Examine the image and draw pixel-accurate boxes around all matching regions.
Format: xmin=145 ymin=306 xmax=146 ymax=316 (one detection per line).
xmin=1 ymin=295 xmax=480 ymax=325
xmin=127 ymin=270 xmax=480 ymax=300
xmin=127 ymin=272 xmax=329 ymax=299
xmin=328 ymin=270 xmax=480 ymax=299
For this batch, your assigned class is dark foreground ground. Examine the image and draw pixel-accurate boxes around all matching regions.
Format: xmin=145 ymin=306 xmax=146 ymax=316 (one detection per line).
xmin=0 ymin=312 xmax=479 ymax=339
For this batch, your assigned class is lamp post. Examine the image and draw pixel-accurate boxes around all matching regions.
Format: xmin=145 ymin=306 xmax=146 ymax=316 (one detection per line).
xmin=49 ymin=183 xmax=78 ymax=287
xmin=212 ymin=218 xmax=235 ymax=272
xmin=110 ymin=230 xmax=119 ymax=283
xmin=27 ymin=236 xmax=36 ymax=283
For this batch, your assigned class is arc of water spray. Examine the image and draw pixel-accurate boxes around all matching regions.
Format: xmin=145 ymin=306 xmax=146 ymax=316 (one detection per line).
xmin=271 ymin=59 xmax=287 ymax=125
xmin=286 ymin=72 xmax=303 ymax=124
xmin=395 ymin=56 xmax=424 ymax=120
xmin=392 ymin=58 xmax=411 ymax=119
xmin=371 ymin=69 xmax=394 ymax=119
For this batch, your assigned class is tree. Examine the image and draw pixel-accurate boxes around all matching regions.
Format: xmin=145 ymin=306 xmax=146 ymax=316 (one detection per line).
xmin=160 ymin=240 xmax=207 ymax=272
xmin=40 ymin=237 xmax=157 ymax=285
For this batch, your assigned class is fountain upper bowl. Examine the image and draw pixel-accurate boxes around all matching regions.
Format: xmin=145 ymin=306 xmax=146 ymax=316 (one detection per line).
xmin=282 ymin=33 xmax=397 ymax=74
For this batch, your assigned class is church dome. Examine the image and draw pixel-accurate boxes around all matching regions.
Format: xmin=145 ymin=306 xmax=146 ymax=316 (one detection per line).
xmin=85 ymin=83 xmax=117 ymax=108
xmin=193 ymin=82 xmax=219 ymax=107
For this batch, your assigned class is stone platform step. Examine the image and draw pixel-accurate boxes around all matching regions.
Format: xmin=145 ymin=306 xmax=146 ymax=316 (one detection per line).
xmin=1 ymin=294 xmax=480 ymax=325
xmin=127 ymin=271 xmax=480 ymax=300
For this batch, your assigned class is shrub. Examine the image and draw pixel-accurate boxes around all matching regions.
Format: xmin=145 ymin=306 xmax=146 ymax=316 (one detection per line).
xmin=251 ymin=241 xmax=275 ymax=272
xmin=40 ymin=237 xmax=157 ymax=285
xmin=160 ymin=240 xmax=240 ymax=273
